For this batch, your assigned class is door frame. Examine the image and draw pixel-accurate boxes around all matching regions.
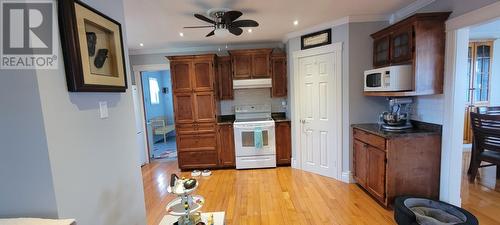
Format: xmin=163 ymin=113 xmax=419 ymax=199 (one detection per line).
xmin=291 ymin=42 xmax=343 ymax=181
xmin=132 ymin=63 xmax=170 ymax=164
xmin=440 ymin=1 xmax=500 ymax=206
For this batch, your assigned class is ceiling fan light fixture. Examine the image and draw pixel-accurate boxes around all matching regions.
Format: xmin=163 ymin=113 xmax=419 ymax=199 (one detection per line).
xmin=214 ymin=28 xmax=230 ymax=37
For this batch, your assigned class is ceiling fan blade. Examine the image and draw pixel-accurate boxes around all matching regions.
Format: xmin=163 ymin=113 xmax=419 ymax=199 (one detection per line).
xmin=184 ymin=25 xmax=215 ymax=28
xmin=206 ymin=30 xmax=215 ymax=37
xmin=224 ymin=10 xmax=243 ymax=23
xmin=228 ymin=27 xmax=243 ymax=36
xmin=194 ymin=13 xmax=215 ymax=24
xmin=232 ymin=20 xmax=259 ymax=27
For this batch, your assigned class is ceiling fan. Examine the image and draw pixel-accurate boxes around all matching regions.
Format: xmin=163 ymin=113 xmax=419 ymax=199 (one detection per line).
xmin=184 ymin=9 xmax=259 ymax=37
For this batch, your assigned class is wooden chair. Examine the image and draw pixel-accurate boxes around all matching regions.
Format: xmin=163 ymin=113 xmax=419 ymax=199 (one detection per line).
xmin=468 ymin=112 xmax=500 ymax=182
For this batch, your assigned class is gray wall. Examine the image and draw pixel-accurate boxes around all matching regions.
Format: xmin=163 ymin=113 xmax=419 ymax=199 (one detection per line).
xmin=0 ymin=71 xmax=58 ymax=218
xmin=347 ymin=22 xmax=388 ymax=172
xmin=286 ymin=22 xmax=387 ymax=174
xmin=0 ymin=0 xmax=147 ymax=224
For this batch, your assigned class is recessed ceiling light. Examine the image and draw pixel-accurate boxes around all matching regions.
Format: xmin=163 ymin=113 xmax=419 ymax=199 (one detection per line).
xmin=139 ymin=43 xmax=144 ymax=47
xmin=293 ymin=20 xmax=299 ymax=26
xmin=179 ymin=32 xmax=184 ymax=37
xmin=248 ymin=28 xmax=252 ymax=33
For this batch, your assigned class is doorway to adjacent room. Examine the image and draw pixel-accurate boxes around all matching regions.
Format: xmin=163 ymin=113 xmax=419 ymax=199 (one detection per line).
xmin=133 ymin=64 xmax=177 ymax=164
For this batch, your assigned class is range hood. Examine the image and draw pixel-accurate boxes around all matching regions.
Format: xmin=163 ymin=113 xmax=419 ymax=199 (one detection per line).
xmin=233 ymin=78 xmax=272 ymax=89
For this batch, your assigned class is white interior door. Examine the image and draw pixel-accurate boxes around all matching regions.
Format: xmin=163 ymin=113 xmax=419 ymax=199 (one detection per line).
xmin=299 ymin=52 xmax=341 ymax=178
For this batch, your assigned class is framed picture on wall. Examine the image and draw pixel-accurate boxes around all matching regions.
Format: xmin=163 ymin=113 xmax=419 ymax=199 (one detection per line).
xmin=58 ymin=0 xmax=127 ymax=92
xmin=301 ymin=29 xmax=332 ymax=50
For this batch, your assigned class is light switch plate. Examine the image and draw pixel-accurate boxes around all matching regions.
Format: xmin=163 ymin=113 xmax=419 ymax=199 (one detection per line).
xmin=99 ymin=101 xmax=108 ymax=119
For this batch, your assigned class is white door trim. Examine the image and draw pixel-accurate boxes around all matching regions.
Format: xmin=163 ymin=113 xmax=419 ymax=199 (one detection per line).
xmin=291 ymin=43 xmax=343 ymax=181
xmin=440 ymin=2 xmax=500 ymax=206
xmin=132 ymin=63 xmax=170 ymax=164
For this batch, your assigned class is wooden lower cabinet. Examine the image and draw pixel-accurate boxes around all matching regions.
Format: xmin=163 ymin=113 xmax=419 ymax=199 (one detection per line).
xmin=178 ymin=151 xmax=218 ymax=169
xmin=352 ymin=127 xmax=441 ymax=207
xmin=217 ymin=124 xmax=235 ymax=167
xmin=275 ymin=121 xmax=291 ymax=165
xmin=176 ymin=123 xmax=218 ymax=170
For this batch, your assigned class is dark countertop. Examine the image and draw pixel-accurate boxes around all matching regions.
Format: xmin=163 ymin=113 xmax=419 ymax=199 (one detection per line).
xmin=217 ymin=112 xmax=290 ymax=124
xmin=351 ymin=121 xmax=442 ymax=139
xmin=272 ymin=112 xmax=290 ymax=122
xmin=217 ymin=115 xmax=235 ymax=125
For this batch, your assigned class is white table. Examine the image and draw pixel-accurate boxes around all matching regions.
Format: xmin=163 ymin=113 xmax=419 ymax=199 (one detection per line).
xmin=159 ymin=212 xmax=225 ymax=225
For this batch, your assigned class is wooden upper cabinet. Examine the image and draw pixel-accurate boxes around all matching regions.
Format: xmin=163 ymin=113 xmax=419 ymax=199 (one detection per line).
xmin=193 ymin=59 xmax=214 ymax=91
xmin=391 ymin=26 xmax=413 ymax=64
xmin=168 ymin=54 xmax=216 ymax=93
xmin=373 ymin=36 xmax=391 ymax=68
xmin=367 ymin=12 xmax=451 ymax=97
xmin=252 ymin=53 xmax=271 ymax=78
xmin=232 ymin=54 xmax=252 ymax=79
xmin=217 ymin=56 xmax=233 ymax=100
xmin=271 ymin=53 xmax=287 ymax=97
xmin=173 ymin=93 xmax=195 ymax=124
xmin=170 ymin=61 xmax=192 ymax=93
xmin=194 ymin=91 xmax=216 ymax=123
xmin=229 ymin=49 xmax=272 ymax=79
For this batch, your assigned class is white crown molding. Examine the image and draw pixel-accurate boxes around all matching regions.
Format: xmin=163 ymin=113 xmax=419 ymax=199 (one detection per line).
xmin=389 ymin=0 xmax=436 ymax=24
xmin=129 ymin=42 xmax=284 ymax=56
xmin=446 ymin=1 xmax=500 ymax=31
xmin=282 ymin=14 xmax=388 ymax=43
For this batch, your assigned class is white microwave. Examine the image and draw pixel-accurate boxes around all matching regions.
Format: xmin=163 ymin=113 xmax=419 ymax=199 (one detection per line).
xmin=364 ymin=65 xmax=413 ymax=92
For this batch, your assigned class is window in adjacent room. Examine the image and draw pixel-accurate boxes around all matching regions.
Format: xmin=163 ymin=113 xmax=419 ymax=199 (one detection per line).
xmin=149 ymin=77 xmax=160 ymax=105
xmin=467 ymin=41 xmax=493 ymax=106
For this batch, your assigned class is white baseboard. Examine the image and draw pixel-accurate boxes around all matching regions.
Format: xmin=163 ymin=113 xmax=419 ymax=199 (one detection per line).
xmin=341 ymin=171 xmax=355 ymax=183
xmin=291 ymin=158 xmax=298 ymax=169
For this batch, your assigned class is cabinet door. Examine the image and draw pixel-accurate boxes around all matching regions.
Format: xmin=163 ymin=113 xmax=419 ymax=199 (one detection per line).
xmin=271 ymin=57 xmax=287 ymax=97
xmin=252 ymin=53 xmax=271 ymax=78
xmin=367 ymin=146 xmax=386 ymax=203
xmin=178 ymin=150 xmax=218 ymax=169
xmin=193 ymin=92 xmax=215 ymax=123
xmin=373 ymin=36 xmax=391 ymax=68
xmin=193 ymin=59 xmax=214 ymax=91
xmin=217 ymin=57 xmax=233 ymax=100
xmin=353 ymin=140 xmax=368 ymax=187
xmin=275 ymin=121 xmax=291 ymax=165
xmin=171 ymin=61 xmax=192 ymax=92
xmin=232 ymin=54 xmax=252 ymax=79
xmin=391 ymin=26 xmax=413 ymax=64
xmin=218 ymin=124 xmax=235 ymax=167
xmin=173 ymin=93 xmax=195 ymax=124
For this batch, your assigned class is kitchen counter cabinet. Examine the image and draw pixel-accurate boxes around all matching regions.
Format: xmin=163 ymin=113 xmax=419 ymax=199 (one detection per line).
xmin=352 ymin=124 xmax=441 ymax=207
xmin=217 ymin=124 xmax=235 ymax=168
xmin=275 ymin=121 xmax=291 ymax=166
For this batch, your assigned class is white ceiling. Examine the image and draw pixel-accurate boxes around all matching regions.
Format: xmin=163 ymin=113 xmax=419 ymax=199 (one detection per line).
xmin=470 ymin=19 xmax=500 ymax=39
xmin=123 ymin=0 xmax=415 ymax=52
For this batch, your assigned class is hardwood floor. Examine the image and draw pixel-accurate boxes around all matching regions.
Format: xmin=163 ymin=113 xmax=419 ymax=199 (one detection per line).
xmin=142 ymin=160 xmax=394 ymax=225
xmin=142 ymin=156 xmax=500 ymax=225
xmin=461 ymin=152 xmax=500 ymax=225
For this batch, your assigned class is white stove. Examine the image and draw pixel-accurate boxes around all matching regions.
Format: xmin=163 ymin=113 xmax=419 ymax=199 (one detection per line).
xmin=233 ymin=104 xmax=276 ymax=169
